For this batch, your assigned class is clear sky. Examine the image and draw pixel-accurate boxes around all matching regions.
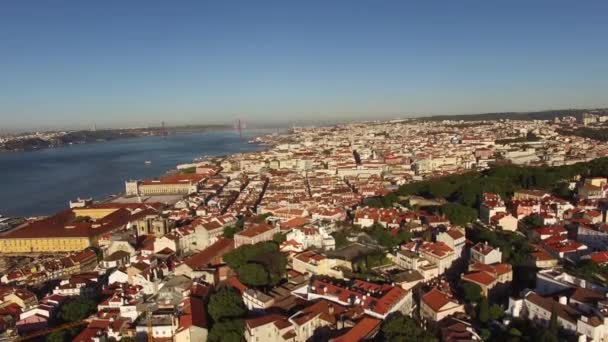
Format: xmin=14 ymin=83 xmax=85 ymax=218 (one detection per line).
xmin=1 ymin=1 xmax=607 ymax=131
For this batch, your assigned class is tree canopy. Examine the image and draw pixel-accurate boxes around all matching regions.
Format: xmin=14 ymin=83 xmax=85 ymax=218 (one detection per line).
xmin=441 ymin=203 xmax=478 ymax=225
xmin=381 ymin=313 xmax=437 ymax=342
xmin=223 ymin=217 xmax=245 ymax=238
xmin=366 ymin=223 xmax=411 ymax=249
xmin=521 ymin=214 xmax=544 ymax=229
xmin=461 ymin=281 xmax=482 ymax=303
xmin=237 ymin=263 xmax=269 ymax=287
xmin=478 ymin=297 xmax=490 ymax=325
xmin=272 ymin=232 xmax=287 ymax=245
xmin=224 ymin=241 xmax=287 ymax=287
xmin=60 ymin=297 xmax=96 ymax=322
xmin=208 ymin=319 xmax=245 ymax=342
xmin=207 ymin=288 xmax=246 ymax=342
xmin=557 ymin=128 xmax=608 ymax=142
xmin=364 ymin=192 xmax=399 ymax=208
xmin=392 ymin=157 xmax=608 ymax=209
xmin=207 ymin=288 xmax=246 ymax=322
xmin=569 ymin=259 xmax=608 ymax=285
xmin=46 ymin=331 xmax=67 ymax=342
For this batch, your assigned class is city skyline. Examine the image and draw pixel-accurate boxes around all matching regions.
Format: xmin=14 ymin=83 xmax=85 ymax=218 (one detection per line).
xmin=4 ymin=2 xmax=608 ymax=340
xmin=2 ymin=1 xmax=608 ymax=131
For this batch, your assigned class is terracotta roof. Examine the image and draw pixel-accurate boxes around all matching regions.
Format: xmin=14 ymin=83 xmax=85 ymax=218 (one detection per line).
xmin=446 ymin=229 xmax=465 ymax=240
xmin=309 ymin=278 xmax=407 ymax=316
xmin=462 ymin=271 xmax=497 ymax=287
xmin=177 ymin=297 xmax=208 ymax=332
xmin=440 ymin=317 xmax=477 ymax=342
xmin=226 ymin=276 xmax=248 ymax=294
xmin=141 ymin=173 xmax=206 ymax=185
xmin=420 ymin=241 xmax=454 ymax=258
xmin=570 ymin=287 xmax=605 ymax=306
xmin=0 ymin=205 xmax=158 ymax=240
xmin=330 ymin=316 xmax=381 ymax=342
xmin=525 ymin=292 xmax=579 ymax=324
xmin=280 ymin=217 xmax=310 ymax=230
xmin=291 ymin=299 xmax=347 ymax=326
xmin=236 ymin=223 xmax=275 ymax=238
xmin=532 ymin=247 xmax=556 ymax=262
xmin=245 ymin=313 xmax=287 ymax=330
xmin=295 ymin=250 xmax=326 ymax=263
xmin=421 ymin=288 xmax=455 ymax=312
xmin=471 ymin=242 xmax=496 ymax=256
xmin=590 ymin=251 xmax=608 ymax=264
xmin=183 ymin=238 xmax=234 ymax=270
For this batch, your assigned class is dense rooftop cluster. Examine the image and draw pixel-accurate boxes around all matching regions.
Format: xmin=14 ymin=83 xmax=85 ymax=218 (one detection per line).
xmin=3 ymin=114 xmax=608 ymax=341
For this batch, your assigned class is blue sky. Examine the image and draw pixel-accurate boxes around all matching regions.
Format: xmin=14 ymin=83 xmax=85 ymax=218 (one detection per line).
xmin=1 ymin=1 xmax=607 ymax=130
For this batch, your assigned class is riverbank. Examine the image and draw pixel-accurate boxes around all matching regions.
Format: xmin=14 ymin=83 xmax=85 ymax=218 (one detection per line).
xmin=0 ymin=125 xmax=232 ymax=153
xmin=0 ymin=130 xmax=271 ymax=217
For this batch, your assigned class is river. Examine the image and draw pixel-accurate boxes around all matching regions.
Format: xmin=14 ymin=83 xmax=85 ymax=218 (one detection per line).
xmin=0 ymin=130 xmax=270 ymax=217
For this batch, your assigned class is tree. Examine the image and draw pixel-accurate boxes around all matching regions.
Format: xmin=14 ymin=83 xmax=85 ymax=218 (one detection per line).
xmin=367 ymin=223 xmax=400 ymax=249
xmin=478 ymin=297 xmax=490 ymax=325
xmin=521 ymin=214 xmax=544 ymax=229
xmin=223 ymin=217 xmax=246 ymax=238
xmin=509 ymin=328 xmax=522 ymax=337
xmin=441 ymin=203 xmax=478 ymax=225
xmin=207 ymin=288 xmax=246 ymax=322
xmin=208 ymin=319 xmax=244 ymax=342
xmin=554 ymin=182 xmax=573 ymax=199
xmin=381 ymin=313 xmax=437 ymax=342
xmin=480 ymin=328 xmax=491 ymax=341
xmin=272 ymin=232 xmax=286 ymax=245
xmin=332 ymin=231 xmax=349 ymax=249
xmin=395 ymin=229 xmax=412 ymax=245
xmin=223 ymin=225 xmax=241 ymax=238
xmin=252 ymin=213 xmax=272 ymax=223
xmin=237 ymin=263 xmax=269 ymax=287
xmin=570 ymin=259 xmax=608 ymax=284
xmin=461 ymin=282 xmax=482 ymax=303
xmin=489 ymin=303 xmax=504 ymax=321
xmin=60 ymin=297 xmax=96 ymax=322
xmin=46 ymin=331 xmax=66 ymax=342
xmin=355 ymin=252 xmax=389 ymax=272
xmin=537 ymin=329 xmax=559 ymax=342
xmin=384 ymin=157 xmax=608 ymax=213
xmin=548 ymin=307 xmax=559 ymax=338
xmin=223 ymin=241 xmax=287 ymax=287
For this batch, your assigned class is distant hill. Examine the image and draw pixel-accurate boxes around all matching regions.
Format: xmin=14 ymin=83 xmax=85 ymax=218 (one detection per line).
xmin=416 ymin=108 xmax=608 ymax=122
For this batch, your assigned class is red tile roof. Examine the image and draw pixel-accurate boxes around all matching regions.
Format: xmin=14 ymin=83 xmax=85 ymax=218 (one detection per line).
xmin=141 ymin=174 xmax=206 ymax=185
xmin=421 ymin=288 xmax=455 ymax=312
xmin=330 ymin=316 xmax=381 ymax=342
xmin=462 ymin=271 xmax=497 ymax=287
xmin=183 ymin=238 xmax=234 ymax=270
xmin=590 ymin=251 xmax=608 ymax=264
xmin=236 ymin=223 xmax=275 ymax=238
xmin=177 ymin=297 xmax=208 ymax=332
xmin=0 ymin=205 xmax=159 ymax=240
xmin=245 ymin=314 xmax=289 ymax=330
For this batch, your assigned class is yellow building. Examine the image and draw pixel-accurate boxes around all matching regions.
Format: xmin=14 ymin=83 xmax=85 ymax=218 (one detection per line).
xmin=585 ymin=177 xmax=608 ymax=187
xmin=292 ymin=250 xmax=351 ymax=278
xmin=125 ymin=174 xmax=207 ymax=196
xmin=0 ymin=203 xmax=162 ymax=254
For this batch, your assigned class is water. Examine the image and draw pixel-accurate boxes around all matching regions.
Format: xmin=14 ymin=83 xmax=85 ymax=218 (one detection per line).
xmin=0 ymin=130 xmax=269 ymax=217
